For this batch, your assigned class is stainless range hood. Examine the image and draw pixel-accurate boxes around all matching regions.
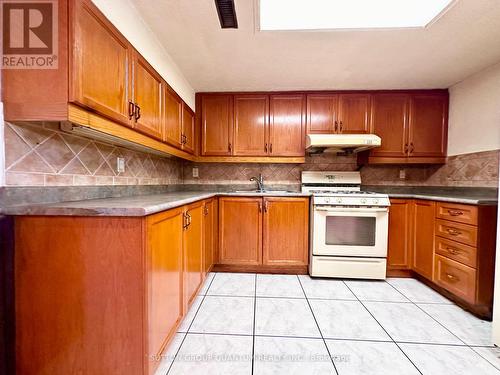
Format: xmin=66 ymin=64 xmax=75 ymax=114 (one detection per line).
xmin=306 ymin=134 xmax=381 ymax=154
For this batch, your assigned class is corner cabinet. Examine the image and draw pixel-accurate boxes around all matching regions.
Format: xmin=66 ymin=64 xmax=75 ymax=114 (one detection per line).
xmin=14 ymin=199 xmax=211 ymax=374
xmin=412 ymin=200 xmax=436 ymax=280
xmin=368 ymin=91 xmax=448 ymax=164
xmin=218 ymin=196 xmax=309 ymax=271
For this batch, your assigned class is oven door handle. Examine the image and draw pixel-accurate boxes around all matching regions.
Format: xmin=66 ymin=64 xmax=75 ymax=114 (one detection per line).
xmin=314 ymin=207 xmax=388 ymax=213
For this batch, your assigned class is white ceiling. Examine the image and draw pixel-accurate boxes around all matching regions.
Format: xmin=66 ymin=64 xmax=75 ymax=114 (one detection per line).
xmin=131 ymin=0 xmax=500 ymax=92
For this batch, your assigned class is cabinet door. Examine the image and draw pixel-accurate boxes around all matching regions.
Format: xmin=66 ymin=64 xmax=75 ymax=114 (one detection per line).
xmin=306 ymin=94 xmax=337 ymax=134
xmin=263 ymin=197 xmax=309 ymax=266
xmin=338 ymin=94 xmax=371 ymax=134
xmin=182 ymin=103 xmax=195 ymax=154
xmin=412 ymin=200 xmax=436 ymax=280
xmin=201 ymin=95 xmax=234 ymax=156
xmin=387 ymin=199 xmax=412 ymax=270
xmin=70 ymin=0 xmax=132 ymax=126
xmin=408 ymin=94 xmax=448 ymax=158
xmin=184 ymin=202 xmax=203 ymax=306
xmin=234 ymin=95 xmax=269 ymax=156
xmin=133 ymin=53 xmax=163 ymax=140
xmin=370 ymin=94 xmax=409 ymax=158
xmin=164 ymin=86 xmax=183 ymax=148
xmin=269 ymin=95 xmax=305 ymax=156
xmin=203 ymin=199 xmax=215 ymax=273
xmin=147 ymin=207 xmax=184 ymax=358
xmin=219 ymin=197 xmax=262 ymax=265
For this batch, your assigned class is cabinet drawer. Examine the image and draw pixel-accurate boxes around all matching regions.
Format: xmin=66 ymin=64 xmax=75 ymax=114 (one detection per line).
xmin=435 ymin=237 xmax=477 ymax=268
xmin=435 ymin=219 xmax=477 ymax=247
xmin=434 ymin=254 xmax=476 ymax=304
xmin=436 ymin=202 xmax=478 ymax=225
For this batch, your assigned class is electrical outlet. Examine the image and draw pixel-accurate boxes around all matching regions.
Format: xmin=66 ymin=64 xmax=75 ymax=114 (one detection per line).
xmin=399 ymin=169 xmax=406 ymax=180
xmin=116 ymin=157 xmax=125 ymax=173
xmin=192 ymin=167 xmax=199 ymax=178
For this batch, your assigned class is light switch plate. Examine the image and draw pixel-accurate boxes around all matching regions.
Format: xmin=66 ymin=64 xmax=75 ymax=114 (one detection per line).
xmin=192 ymin=167 xmax=199 ymax=178
xmin=116 ymin=157 xmax=125 ymax=173
xmin=399 ymin=169 xmax=406 ymax=179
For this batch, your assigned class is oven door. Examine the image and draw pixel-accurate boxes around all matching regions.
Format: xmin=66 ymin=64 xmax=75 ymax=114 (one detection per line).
xmin=312 ymin=206 xmax=389 ymax=257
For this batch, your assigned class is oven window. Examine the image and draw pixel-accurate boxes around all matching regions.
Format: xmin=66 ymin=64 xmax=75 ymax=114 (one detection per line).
xmin=325 ymin=216 xmax=376 ymax=246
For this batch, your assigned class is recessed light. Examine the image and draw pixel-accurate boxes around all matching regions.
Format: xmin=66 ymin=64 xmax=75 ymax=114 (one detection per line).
xmin=260 ymin=0 xmax=455 ymax=31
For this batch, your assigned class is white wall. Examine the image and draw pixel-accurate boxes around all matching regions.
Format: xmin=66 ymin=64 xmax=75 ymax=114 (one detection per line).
xmin=91 ymin=0 xmax=196 ymax=109
xmin=448 ymin=62 xmax=500 ymax=156
xmin=0 ymin=102 xmax=4 ymax=187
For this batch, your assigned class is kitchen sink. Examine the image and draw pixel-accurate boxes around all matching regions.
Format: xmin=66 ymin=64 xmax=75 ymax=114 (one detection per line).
xmin=232 ymin=189 xmax=297 ymax=194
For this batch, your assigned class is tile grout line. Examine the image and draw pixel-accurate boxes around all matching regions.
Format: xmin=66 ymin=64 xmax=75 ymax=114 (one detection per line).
xmin=251 ymin=274 xmax=257 ymax=375
xmin=165 ymin=273 xmax=217 ymax=375
xmin=341 ymin=280 xmax=424 ymax=375
xmin=297 ymin=275 xmax=340 ymax=375
xmin=384 ymin=280 xmax=468 ymax=347
xmin=469 ymin=346 xmax=500 ymax=372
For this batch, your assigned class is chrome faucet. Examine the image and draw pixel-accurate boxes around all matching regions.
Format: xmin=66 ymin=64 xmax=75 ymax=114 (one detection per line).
xmin=250 ymin=173 xmax=265 ymax=192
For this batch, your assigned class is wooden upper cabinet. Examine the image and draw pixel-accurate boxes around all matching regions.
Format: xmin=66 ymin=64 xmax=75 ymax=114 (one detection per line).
xmin=132 ymin=53 xmax=163 ymax=140
xmin=387 ymin=199 xmax=412 ymax=271
xmin=408 ymin=94 xmax=448 ymax=158
xmin=163 ymin=86 xmax=183 ymax=148
xmin=337 ymin=94 xmax=371 ymax=134
xmin=269 ymin=95 xmax=305 ymax=156
xmin=412 ymin=200 xmax=436 ymax=280
xmin=201 ymin=95 xmax=234 ymax=156
xmin=183 ymin=202 xmax=203 ymax=306
xmin=219 ymin=197 xmax=263 ymax=265
xmin=146 ymin=208 xmax=184 ymax=358
xmin=263 ymin=197 xmax=309 ymax=266
xmin=370 ymin=94 xmax=409 ymax=158
xmin=70 ymin=0 xmax=132 ymax=126
xmin=182 ymin=103 xmax=195 ymax=154
xmin=234 ymin=95 xmax=269 ymax=156
xmin=306 ymin=94 xmax=337 ymax=134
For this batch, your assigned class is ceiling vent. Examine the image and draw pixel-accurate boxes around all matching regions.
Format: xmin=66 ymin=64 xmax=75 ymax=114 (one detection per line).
xmin=215 ymin=0 xmax=238 ymax=28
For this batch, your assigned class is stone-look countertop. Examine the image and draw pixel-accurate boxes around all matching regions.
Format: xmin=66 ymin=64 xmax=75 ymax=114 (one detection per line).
xmin=1 ymin=190 xmax=311 ymax=217
xmin=363 ymin=186 xmax=498 ymax=205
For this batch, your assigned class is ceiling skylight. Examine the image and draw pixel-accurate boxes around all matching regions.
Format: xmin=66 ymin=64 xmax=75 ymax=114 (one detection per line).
xmin=259 ymin=0 xmax=455 ymax=31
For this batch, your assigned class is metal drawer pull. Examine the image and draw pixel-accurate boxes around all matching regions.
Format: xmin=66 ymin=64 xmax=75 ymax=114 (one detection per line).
xmin=446 ymin=273 xmax=459 ymax=282
xmin=446 ymin=247 xmax=460 ymax=255
xmin=446 ymin=228 xmax=461 ymax=236
xmin=448 ymin=210 xmax=464 ymax=216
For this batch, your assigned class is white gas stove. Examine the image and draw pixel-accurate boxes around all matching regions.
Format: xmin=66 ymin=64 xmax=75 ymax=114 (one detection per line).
xmin=302 ymin=171 xmax=390 ymax=280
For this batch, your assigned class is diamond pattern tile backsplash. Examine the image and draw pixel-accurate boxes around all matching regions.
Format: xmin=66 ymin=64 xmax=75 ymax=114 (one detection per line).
xmin=3 ymin=122 xmax=499 ymax=187
xmin=4 ymin=122 xmax=182 ymax=186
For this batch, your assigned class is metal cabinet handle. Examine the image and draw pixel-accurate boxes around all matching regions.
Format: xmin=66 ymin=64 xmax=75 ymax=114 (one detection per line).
xmin=264 ymin=143 xmax=268 ymax=153
xmin=446 ymin=228 xmax=461 ymax=236
xmin=204 ymin=206 xmax=209 ymax=216
xmin=183 ymin=212 xmax=189 ymax=229
xmin=334 ymin=120 xmax=338 ymax=132
xmin=228 ymin=142 xmax=232 ymax=152
xmin=269 ymin=143 xmax=273 ymax=154
xmin=446 ymin=273 xmax=459 ymax=282
xmin=134 ymin=104 xmax=141 ymax=121
xmin=259 ymin=202 xmax=262 ymax=213
xmin=404 ymin=143 xmax=409 ymax=154
xmin=339 ymin=121 xmax=343 ymax=132
xmin=448 ymin=210 xmax=464 ymax=216
xmin=409 ymin=142 xmax=414 ymax=154
xmin=128 ymin=101 xmax=135 ymax=120
xmin=446 ymin=247 xmax=460 ymax=255
xmin=264 ymin=200 xmax=268 ymax=213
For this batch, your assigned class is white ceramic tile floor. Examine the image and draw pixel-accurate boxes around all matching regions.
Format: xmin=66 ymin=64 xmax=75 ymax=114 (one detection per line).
xmin=155 ymin=273 xmax=498 ymax=374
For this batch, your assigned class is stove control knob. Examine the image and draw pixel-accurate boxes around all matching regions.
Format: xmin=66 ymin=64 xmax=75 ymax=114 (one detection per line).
xmin=373 ymin=198 xmax=379 ymax=204
xmin=336 ymin=198 xmax=342 ymax=204
xmin=361 ymin=198 xmax=367 ymax=204
xmin=324 ymin=197 xmax=331 ymax=203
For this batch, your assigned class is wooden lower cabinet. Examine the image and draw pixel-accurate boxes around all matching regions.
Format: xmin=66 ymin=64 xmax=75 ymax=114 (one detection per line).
xmin=203 ymin=198 xmax=217 ymax=273
xmin=183 ymin=201 xmax=204 ymax=307
xmin=387 ymin=199 xmax=412 ymax=272
xmin=219 ymin=197 xmax=263 ymax=265
xmin=263 ymin=197 xmax=309 ymax=266
xmin=412 ymin=200 xmax=436 ymax=280
xmin=14 ymin=200 xmax=210 ymax=374
xmin=387 ymin=198 xmax=497 ymax=319
xmin=218 ymin=197 xmax=309 ymax=271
